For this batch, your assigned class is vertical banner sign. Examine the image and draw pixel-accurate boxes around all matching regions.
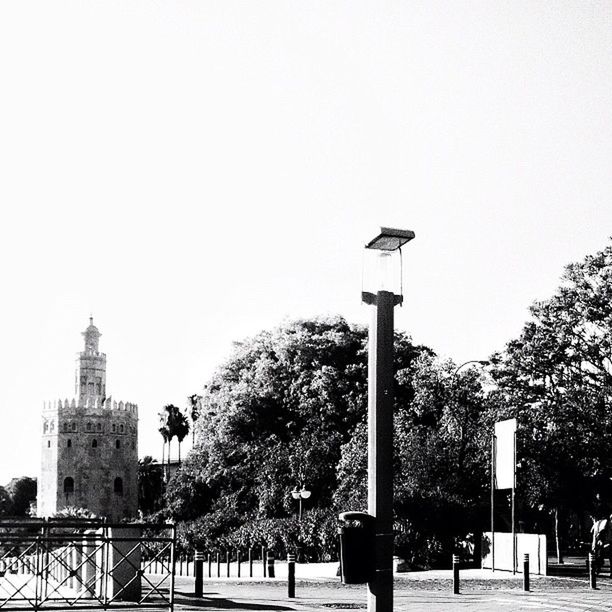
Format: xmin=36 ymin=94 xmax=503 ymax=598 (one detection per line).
xmin=494 ymin=418 xmax=517 ymax=490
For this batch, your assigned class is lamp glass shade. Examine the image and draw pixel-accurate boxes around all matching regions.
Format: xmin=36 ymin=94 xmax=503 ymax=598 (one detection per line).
xmin=362 ymin=248 xmax=402 ymax=295
xmin=291 ymin=489 xmax=300 ymax=499
xmin=300 ymin=489 xmax=311 ymax=499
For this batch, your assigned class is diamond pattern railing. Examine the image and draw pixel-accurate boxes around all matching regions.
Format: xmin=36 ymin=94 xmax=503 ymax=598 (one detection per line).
xmin=0 ymin=519 xmax=175 ymax=611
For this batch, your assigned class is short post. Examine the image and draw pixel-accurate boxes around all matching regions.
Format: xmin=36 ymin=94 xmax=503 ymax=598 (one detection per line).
xmin=267 ymin=552 xmax=275 ymax=578
xmin=194 ymin=551 xmax=204 ymax=598
xmin=249 ymin=548 xmax=253 ymax=578
xmin=237 ymin=550 xmax=241 ymax=578
xmin=262 ymin=547 xmax=267 ymax=577
xmin=208 ymin=553 xmax=212 ymax=578
xmin=452 ymin=554 xmax=460 ymax=595
xmin=216 ymin=552 xmax=221 ymax=578
xmin=589 ymin=553 xmax=597 ymax=589
xmin=287 ymin=553 xmax=296 ymax=598
xmin=226 ymin=550 xmax=231 ymax=578
xmin=522 ymin=554 xmax=529 ymax=592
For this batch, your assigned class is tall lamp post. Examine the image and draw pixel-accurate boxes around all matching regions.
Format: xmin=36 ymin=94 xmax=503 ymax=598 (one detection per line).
xmin=363 ymin=227 xmax=414 ymax=612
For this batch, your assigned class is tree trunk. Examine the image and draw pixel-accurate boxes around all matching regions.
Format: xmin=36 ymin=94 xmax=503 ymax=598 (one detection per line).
xmin=178 ymin=442 xmax=181 ymax=465
xmin=555 ymin=507 xmax=564 ymax=564
xmin=161 ymin=441 xmax=165 ymax=468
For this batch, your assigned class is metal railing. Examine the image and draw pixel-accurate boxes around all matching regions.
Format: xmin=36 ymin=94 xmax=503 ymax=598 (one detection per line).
xmin=0 ymin=518 xmax=175 ymax=611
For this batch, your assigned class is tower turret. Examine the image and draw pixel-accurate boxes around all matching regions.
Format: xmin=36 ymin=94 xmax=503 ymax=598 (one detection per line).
xmin=75 ymin=317 xmax=106 ymax=402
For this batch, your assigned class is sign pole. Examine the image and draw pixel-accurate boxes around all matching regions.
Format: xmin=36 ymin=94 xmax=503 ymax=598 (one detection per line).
xmin=491 ymin=435 xmax=496 ymax=572
xmin=512 ymin=430 xmax=517 ymax=574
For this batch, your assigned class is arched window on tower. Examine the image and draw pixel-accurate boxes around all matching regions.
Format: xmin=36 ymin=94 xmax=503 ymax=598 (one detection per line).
xmin=92 ymin=439 xmax=98 ymax=448
xmin=47 ymin=441 xmax=51 ymax=448
xmin=86 ymin=422 xmax=91 ymax=432
xmin=43 ymin=422 xmax=48 ymax=433
xmin=97 ymin=423 xmax=102 ymax=432
xmin=63 ymin=477 xmax=74 ymax=494
xmin=67 ymin=439 xmax=72 ymax=448
xmin=114 ymin=477 xmax=123 ymax=495
xmin=64 ymin=422 xmax=69 ymax=433
xmin=120 ymin=424 xmax=124 ymax=433
xmin=71 ymin=422 xmax=77 ymax=432
xmin=115 ymin=440 xmax=121 ymax=449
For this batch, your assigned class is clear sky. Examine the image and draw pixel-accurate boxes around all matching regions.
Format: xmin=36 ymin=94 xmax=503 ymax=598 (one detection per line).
xmin=1 ymin=1 xmax=612 ymax=485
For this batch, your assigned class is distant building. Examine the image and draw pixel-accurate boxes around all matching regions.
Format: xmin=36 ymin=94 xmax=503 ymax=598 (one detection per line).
xmin=37 ymin=318 xmax=138 ymax=521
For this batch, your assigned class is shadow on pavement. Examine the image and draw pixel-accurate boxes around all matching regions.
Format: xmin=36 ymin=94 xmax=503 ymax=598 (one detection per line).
xmin=175 ymin=591 xmax=293 ymax=611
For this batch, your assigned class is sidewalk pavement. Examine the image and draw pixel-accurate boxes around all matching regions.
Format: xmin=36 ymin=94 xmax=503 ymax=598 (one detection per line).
xmin=170 ymin=565 xmax=612 ymax=612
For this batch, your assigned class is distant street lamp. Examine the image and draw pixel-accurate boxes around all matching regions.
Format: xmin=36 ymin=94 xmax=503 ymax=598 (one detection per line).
xmin=452 ymin=360 xmax=490 ymax=380
xmin=291 ymin=487 xmax=311 ymax=521
xmin=362 ymin=227 xmax=414 ymax=612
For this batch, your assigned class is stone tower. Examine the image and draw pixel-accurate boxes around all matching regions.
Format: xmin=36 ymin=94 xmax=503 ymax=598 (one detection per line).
xmin=38 ymin=318 xmax=138 ymax=521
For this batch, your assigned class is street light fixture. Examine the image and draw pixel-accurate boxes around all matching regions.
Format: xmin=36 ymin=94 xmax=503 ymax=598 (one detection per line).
xmin=291 ymin=487 xmax=311 ymax=521
xmin=363 ymin=227 xmax=414 ymax=612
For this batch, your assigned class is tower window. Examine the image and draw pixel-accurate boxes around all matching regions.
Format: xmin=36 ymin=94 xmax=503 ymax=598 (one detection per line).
xmin=86 ymin=422 xmax=92 ymax=432
xmin=43 ymin=422 xmax=48 ymax=433
xmin=112 ymin=424 xmax=116 ymax=433
xmin=115 ymin=439 xmax=121 ymax=449
xmin=92 ymin=439 xmax=98 ymax=448
xmin=47 ymin=441 xmax=51 ymax=448
xmin=50 ymin=421 xmax=54 ymax=432
xmin=120 ymin=424 xmax=124 ymax=433
xmin=71 ymin=423 xmax=77 ymax=432
xmin=64 ymin=422 xmax=69 ymax=433
xmin=67 ymin=439 xmax=72 ymax=448
xmin=113 ymin=477 xmax=123 ymax=495
xmin=63 ymin=477 xmax=74 ymax=494
xmin=97 ymin=423 xmax=102 ymax=432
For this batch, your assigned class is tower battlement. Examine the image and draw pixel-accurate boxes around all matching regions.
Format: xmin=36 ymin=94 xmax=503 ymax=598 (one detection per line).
xmin=43 ymin=398 xmax=138 ymax=415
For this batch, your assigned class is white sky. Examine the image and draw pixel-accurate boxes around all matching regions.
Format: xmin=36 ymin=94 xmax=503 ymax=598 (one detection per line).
xmin=1 ymin=1 xmax=612 ymax=485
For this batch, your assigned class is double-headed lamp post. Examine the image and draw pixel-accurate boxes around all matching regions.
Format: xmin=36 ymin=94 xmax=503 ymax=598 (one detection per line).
xmin=291 ymin=486 xmax=311 ymax=521
xmin=363 ymin=227 xmax=415 ymax=612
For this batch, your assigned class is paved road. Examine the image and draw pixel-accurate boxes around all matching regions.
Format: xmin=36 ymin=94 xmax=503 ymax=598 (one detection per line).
xmin=172 ymin=575 xmax=612 ymax=612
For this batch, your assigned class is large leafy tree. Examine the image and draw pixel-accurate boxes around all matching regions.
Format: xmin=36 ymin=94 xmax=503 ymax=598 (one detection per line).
xmin=165 ymin=317 xmax=431 ymax=526
xmin=334 ymin=354 xmax=491 ymax=567
xmin=138 ymin=456 xmax=164 ymax=515
xmin=491 ymin=240 xmax=612 ymax=559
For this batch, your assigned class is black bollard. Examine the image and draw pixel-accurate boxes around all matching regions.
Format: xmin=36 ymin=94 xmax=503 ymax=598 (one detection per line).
xmin=226 ymin=550 xmax=231 ymax=578
xmin=208 ymin=553 xmax=212 ymax=578
xmin=249 ymin=548 xmax=253 ymax=578
xmin=522 ymin=554 xmax=529 ymax=592
xmin=589 ymin=553 xmax=597 ymax=589
xmin=452 ymin=554 xmax=460 ymax=595
xmin=194 ymin=551 xmax=204 ymax=597
xmin=287 ymin=553 xmax=296 ymax=598
xmin=237 ymin=550 xmax=241 ymax=578
xmin=267 ymin=552 xmax=275 ymax=578
xmin=216 ymin=552 xmax=221 ymax=578
xmin=262 ymin=547 xmax=267 ymax=577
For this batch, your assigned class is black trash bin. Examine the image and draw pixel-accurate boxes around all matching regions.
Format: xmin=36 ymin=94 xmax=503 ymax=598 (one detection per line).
xmin=338 ymin=511 xmax=375 ymax=584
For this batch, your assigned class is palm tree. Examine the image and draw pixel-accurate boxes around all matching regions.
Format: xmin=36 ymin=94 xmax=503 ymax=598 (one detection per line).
xmin=175 ymin=413 xmax=190 ymax=465
xmin=160 ymin=404 xmax=183 ymax=465
xmin=158 ymin=410 xmax=170 ymax=469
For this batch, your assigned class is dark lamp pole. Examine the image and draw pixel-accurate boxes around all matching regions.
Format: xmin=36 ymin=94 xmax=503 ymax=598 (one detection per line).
xmin=363 ymin=227 xmax=414 ymax=612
